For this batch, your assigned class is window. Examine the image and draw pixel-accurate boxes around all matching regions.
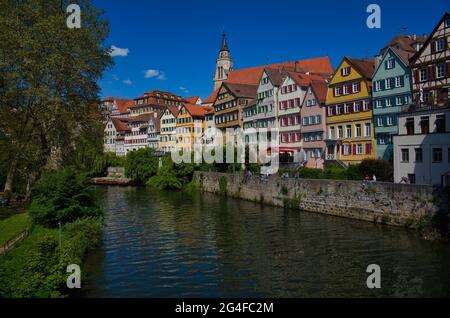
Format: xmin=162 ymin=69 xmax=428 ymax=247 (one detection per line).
xmin=355 ymin=124 xmax=362 ymax=137
xmin=419 ymin=68 xmax=428 ymax=82
xmin=338 ymin=126 xmax=343 ymax=139
xmin=356 ymin=144 xmax=363 ymax=155
xmin=329 ymin=127 xmax=335 ymax=140
xmin=406 ymin=118 xmax=414 ymax=135
xmin=433 ymin=148 xmax=443 ymax=163
xmin=437 ymin=64 xmax=446 ymax=79
xmin=385 ymin=98 xmax=392 ymax=107
xmin=346 ymin=125 xmax=352 ymax=138
xmin=364 ymin=123 xmax=371 ymax=137
xmin=363 ymin=100 xmax=370 ymax=111
xmin=343 ymin=85 xmax=350 ymax=95
xmin=436 ymin=114 xmax=446 ymax=133
xmin=395 ymin=76 xmax=402 ymax=87
xmin=385 ymin=78 xmax=391 ymax=89
xmin=377 ymin=117 xmax=383 ymax=127
xmin=420 ymin=116 xmax=430 ymax=134
xmin=387 ymin=116 xmax=393 ymax=126
xmin=415 ymin=148 xmax=423 ymax=163
xmin=343 ymin=144 xmax=350 ymax=155
xmin=386 ymin=59 xmax=394 ymax=69
xmin=401 ymin=149 xmax=409 ymax=162
xmin=378 ymin=134 xmax=386 ymax=145
xmin=352 ymin=82 xmax=360 ymax=93
xmin=342 ymin=67 xmax=351 ymax=76
xmin=436 ymin=38 xmax=445 ymax=52
xmin=336 ymin=105 xmax=341 ymax=115
xmin=446 ymin=18 xmax=450 ymax=27
xmin=375 ymin=81 xmax=381 ymax=91
xmin=334 ymin=86 xmax=341 ymax=96
xmin=396 ymin=97 xmax=403 ymax=105
xmin=344 ymin=103 xmax=350 ymax=113
xmin=375 ymin=100 xmax=382 ymax=108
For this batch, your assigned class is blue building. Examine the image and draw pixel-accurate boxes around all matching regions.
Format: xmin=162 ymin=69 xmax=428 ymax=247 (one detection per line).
xmin=372 ymin=35 xmax=426 ymax=161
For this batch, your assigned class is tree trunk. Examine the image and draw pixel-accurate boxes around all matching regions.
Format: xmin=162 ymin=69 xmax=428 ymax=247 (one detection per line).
xmin=3 ymin=160 xmax=17 ymax=200
xmin=24 ymin=170 xmax=40 ymax=202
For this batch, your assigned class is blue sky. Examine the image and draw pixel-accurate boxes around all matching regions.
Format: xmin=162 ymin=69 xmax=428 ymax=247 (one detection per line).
xmin=95 ymin=0 xmax=449 ymax=100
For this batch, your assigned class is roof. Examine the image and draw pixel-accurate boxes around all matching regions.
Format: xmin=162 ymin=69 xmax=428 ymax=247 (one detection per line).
xmin=410 ymin=12 xmax=450 ymax=64
xmin=288 ymin=71 xmax=329 ymax=86
xmin=309 ymin=80 xmax=328 ymax=104
xmin=185 ymin=96 xmax=201 ymax=104
xmin=346 ymin=57 xmax=375 ymax=80
xmin=114 ymin=99 xmax=134 ymax=114
xmin=203 ymin=88 xmax=220 ymax=104
xmin=128 ymin=113 xmax=156 ymax=123
xmin=205 ymin=106 xmax=215 ymax=116
xmin=166 ymin=105 xmax=180 ymax=117
xmin=383 ymin=34 xmax=427 ymax=54
xmin=225 ymin=56 xmax=333 ymax=85
xmin=111 ymin=118 xmax=130 ymax=132
xmin=223 ymin=82 xmax=258 ymax=98
xmin=183 ymin=103 xmax=210 ymax=117
xmin=220 ymin=32 xmax=230 ymax=52
xmin=264 ymin=68 xmax=286 ymax=86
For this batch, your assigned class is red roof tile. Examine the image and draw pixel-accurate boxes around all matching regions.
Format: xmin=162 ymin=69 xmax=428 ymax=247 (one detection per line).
xmin=185 ymin=96 xmax=201 ymax=104
xmin=203 ymin=88 xmax=220 ymax=104
xmin=183 ymin=103 xmax=210 ymax=117
xmin=309 ymin=80 xmax=328 ymax=104
xmin=346 ymin=57 xmax=375 ymax=80
xmin=111 ymin=118 xmax=130 ymax=132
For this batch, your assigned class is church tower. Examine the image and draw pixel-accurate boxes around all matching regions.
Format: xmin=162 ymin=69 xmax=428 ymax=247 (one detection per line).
xmin=213 ymin=32 xmax=233 ymax=90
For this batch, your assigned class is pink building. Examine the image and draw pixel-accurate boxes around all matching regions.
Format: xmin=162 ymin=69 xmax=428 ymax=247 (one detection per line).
xmin=300 ymin=80 xmax=328 ymax=169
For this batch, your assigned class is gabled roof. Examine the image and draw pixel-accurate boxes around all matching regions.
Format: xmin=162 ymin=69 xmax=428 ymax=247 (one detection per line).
xmin=383 ymin=34 xmax=427 ymax=54
xmin=128 ymin=113 xmax=157 ymax=123
xmin=410 ymin=12 xmax=450 ymax=64
xmin=225 ymin=56 xmax=333 ymax=85
xmin=183 ymin=103 xmax=210 ymax=117
xmin=111 ymin=118 xmax=130 ymax=132
xmin=308 ymin=80 xmax=328 ymax=104
xmin=223 ymin=82 xmax=258 ymax=98
xmin=203 ymin=88 xmax=220 ymax=104
xmin=263 ymin=68 xmax=286 ymax=86
xmin=373 ymin=46 xmax=413 ymax=76
xmin=346 ymin=57 xmax=375 ymax=80
xmin=185 ymin=96 xmax=201 ymax=104
xmin=287 ymin=71 xmax=329 ymax=87
xmin=114 ymin=99 xmax=134 ymax=114
xmin=166 ymin=105 xmax=180 ymax=117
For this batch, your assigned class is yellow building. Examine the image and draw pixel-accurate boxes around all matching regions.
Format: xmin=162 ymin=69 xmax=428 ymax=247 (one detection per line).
xmin=325 ymin=57 xmax=376 ymax=165
xmin=176 ymin=104 xmax=212 ymax=152
xmin=159 ymin=105 xmax=179 ymax=153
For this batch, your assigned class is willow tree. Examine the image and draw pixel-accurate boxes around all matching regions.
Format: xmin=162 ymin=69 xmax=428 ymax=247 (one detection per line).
xmin=0 ymin=0 xmax=113 ymax=198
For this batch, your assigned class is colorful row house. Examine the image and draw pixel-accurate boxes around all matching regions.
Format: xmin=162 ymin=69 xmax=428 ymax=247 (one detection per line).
xmin=325 ymin=57 xmax=376 ymax=166
xmin=176 ymin=104 xmax=212 ymax=152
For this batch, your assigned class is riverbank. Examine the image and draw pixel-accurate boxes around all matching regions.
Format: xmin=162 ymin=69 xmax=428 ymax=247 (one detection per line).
xmin=194 ymin=172 xmax=449 ymax=234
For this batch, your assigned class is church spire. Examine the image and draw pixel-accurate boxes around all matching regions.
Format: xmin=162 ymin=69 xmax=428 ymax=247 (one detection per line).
xmin=220 ymin=31 xmax=229 ymax=52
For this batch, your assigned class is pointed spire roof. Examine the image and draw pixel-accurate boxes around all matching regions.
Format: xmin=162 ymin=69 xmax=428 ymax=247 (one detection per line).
xmin=220 ymin=31 xmax=229 ymax=52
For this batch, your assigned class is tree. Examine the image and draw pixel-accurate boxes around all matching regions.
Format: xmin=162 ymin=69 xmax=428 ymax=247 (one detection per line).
xmin=124 ymin=148 xmax=158 ymax=185
xmin=0 ymin=0 xmax=113 ymax=199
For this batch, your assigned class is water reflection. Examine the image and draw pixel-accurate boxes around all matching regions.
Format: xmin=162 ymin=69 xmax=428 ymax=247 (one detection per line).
xmin=79 ymin=186 xmax=450 ymax=298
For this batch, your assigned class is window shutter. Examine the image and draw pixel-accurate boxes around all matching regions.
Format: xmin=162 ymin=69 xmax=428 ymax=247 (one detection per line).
xmin=429 ymin=65 xmax=435 ymax=81
xmin=413 ymin=69 xmax=419 ymax=83
xmin=341 ymin=145 xmax=345 ymax=155
xmin=431 ymin=41 xmax=436 ymax=53
xmin=366 ymin=143 xmax=372 ymax=155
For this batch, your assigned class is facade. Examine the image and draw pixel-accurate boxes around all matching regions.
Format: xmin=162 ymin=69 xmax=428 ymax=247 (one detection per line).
xmin=159 ymin=106 xmax=179 ymax=153
xmin=410 ymin=13 xmax=450 ymax=108
xmin=148 ymin=114 xmax=162 ymax=150
xmin=101 ymin=97 xmax=133 ymax=119
xmin=325 ymin=57 xmax=376 ymax=166
xmin=204 ymin=108 xmax=216 ymax=145
xmin=243 ymin=68 xmax=284 ymax=144
xmin=372 ymin=35 xmax=426 ymax=161
xmin=129 ymin=90 xmax=184 ymax=117
xmin=213 ymin=32 xmax=233 ymax=90
xmin=301 ymin=81 xmax=328 ymax=168
xmin=104 ymin=117 xmax=129 ymax=155
xmin=176 ymin=104 xmax=210 ymax=152
xmin=124 ymin=113 xmax=158 ymax=153
xmin=393 ymin=106 xmax=450 ymax=185
xmin=213 ymin=82 xmax=257 ymax=132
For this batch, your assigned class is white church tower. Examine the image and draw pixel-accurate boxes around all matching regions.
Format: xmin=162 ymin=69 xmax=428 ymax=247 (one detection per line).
xmin=213 ymin=32 xmax=233 ymax=90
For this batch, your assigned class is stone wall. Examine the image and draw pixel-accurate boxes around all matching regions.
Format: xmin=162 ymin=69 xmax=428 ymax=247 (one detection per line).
xmin=194 ymin=172 xmax=448 ymax=227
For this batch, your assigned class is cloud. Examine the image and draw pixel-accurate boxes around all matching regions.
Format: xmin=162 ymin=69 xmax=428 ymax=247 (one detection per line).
xmin=123 ymin=79 xmax=132 ymax=85
xmin=144 ymin=69 xmax=166 ymax=80
xmin=179 ymin=86 xmax=190 ymax=94
xmin=112 ymin=74 xmax=119 ymax=81
xmin=110 ymin=45 xmax=129 ymax=57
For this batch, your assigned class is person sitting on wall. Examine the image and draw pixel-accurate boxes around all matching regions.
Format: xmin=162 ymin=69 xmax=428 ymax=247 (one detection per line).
xmin=371 ymin=174 xmax=377 ymax=183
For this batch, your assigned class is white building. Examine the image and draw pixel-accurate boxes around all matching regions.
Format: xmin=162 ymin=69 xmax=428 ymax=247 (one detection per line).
xmin=393 ymin=105 xmax=450 ymax=185
xmin=124 ymin=113 xmax=160 ymax=154
xmin=104 ymin=117 xmax=129 ymax=155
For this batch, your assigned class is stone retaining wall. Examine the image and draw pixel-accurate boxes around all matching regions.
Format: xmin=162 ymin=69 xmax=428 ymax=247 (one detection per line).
xmin=194 ymin=172 xmax=448 ymax=227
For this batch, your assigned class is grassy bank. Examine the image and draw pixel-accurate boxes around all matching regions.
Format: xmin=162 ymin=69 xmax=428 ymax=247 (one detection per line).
xmin=0 ymin=213 xmax=31 ymax=245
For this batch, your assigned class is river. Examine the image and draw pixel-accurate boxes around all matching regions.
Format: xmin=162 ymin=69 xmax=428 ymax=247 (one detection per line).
xmin=78 ymin=186 xmax=450 ymax=298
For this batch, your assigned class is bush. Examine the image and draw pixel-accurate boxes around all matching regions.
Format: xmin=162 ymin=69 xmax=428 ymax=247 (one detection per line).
xmin=91 ymin=152 xmax=126 ymax=177
xmin=124 ymin=148 xmax=158 ymax=185
xmin=359 ymin=159 xmax=393 ymax=182
xmin=147 ymin=157 xmax=183 ymax=190
xmin=28 ymin=169 xmax=102 ymax=228
xmin=297 ymin=168 xmax=324 ymax=179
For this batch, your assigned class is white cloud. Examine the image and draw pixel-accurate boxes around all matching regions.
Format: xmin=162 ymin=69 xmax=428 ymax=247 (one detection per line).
xmin=179 ymin=86 xmax=190 ymax=94
xmin=144 ymin=69 xmax=166 ymax=80
xmin=112 ymin=74 xmax=119 ymax=81
xmin=110 ymin=45 xmax=129 ymax=57
xmin=123 ymin=79 xmax=132 ymax=85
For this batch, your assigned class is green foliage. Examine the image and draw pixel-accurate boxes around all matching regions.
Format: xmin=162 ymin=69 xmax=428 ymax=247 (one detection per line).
xmin=147 ymin=157 xmax=183 ymax=190
xmin=247 ymin=163 xmax=261 ymax=174
xmin=219 ymin=176 xmax=228 ymax=195
xmin=28 ymin=169 xmax=102 ymax=228
xmin=359 ymin=159 xmax=393 ymax=182
xmin=0 ymin=213 xmax=31 ymax=245
xmin=91 ymin=152 xmax=126 ymax=177
xmin=124 ymin=148 xmax=158 ymax=185
xmin=0 ymin=218 xmax=102 ymax=298
xmin=297 ymin=168 xmax=324 ymax=179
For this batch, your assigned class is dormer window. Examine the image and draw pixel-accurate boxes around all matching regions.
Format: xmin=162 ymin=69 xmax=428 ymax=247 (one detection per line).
xmin=386 ymin=59 xmax=394 ymax=69
xmin=341 ymin=67 xmax=351 ymax=76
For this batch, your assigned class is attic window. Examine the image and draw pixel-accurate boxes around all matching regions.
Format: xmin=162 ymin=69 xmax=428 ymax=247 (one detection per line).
xmin=446 ymin=18 xmax=450 ymax=27
xmin=341 ymin=67 xmax=351 ymax=76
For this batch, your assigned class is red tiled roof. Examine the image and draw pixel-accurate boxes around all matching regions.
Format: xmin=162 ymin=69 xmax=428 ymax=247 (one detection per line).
xmin=128 ymin=113 xmax=157 ymax=123
xmin=204 ymin=106 xmax=215 ymax=115
xmin=384 ymin=34 xmax=427 ymax=53
xmin=183 ymin=103 xmax=210 ymax=117
xmin=309 ymin=80 xmax=328 ymax=104
xmin=346 ymin=57 xmax=375 ymax=80
xmin=203 ymin=88 xmax=220 ymax=104
xmin=115 ymin=99 xmax=134 ymax=114
xmin=226 ymin=56 xmax=334 ymax=85
xmin=185 ymin=96 xmax=201 ymax=104
xmin=224 ymin=82 xmax=258 ymax=98
xmin=166 ymin=105 xmax=180 ymax=117
xmin=288 ymin=71 xmax=329 ymax=87
xmin=111 ymin=118 xmax=130 ymax=132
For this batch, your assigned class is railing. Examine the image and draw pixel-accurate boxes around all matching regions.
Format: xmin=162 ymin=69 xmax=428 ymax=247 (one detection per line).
xmin=0 ymin=224 xmax=32 ymax=256
xmin=326 ymin=154 xmax=336 ymax=160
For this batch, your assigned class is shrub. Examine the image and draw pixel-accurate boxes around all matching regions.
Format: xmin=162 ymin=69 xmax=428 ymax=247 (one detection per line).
xmin=297 ymin=168 xmax=324 ymax=179
xmin=346 ymin=164 xmax=363 ymax=181
xmin=124 ymin=148 xmax=158 ymax=184
xmin=28 ymin=169 xmax=102 ymax=228
xmin=147 ymin=157 xmax=183 ymax=190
